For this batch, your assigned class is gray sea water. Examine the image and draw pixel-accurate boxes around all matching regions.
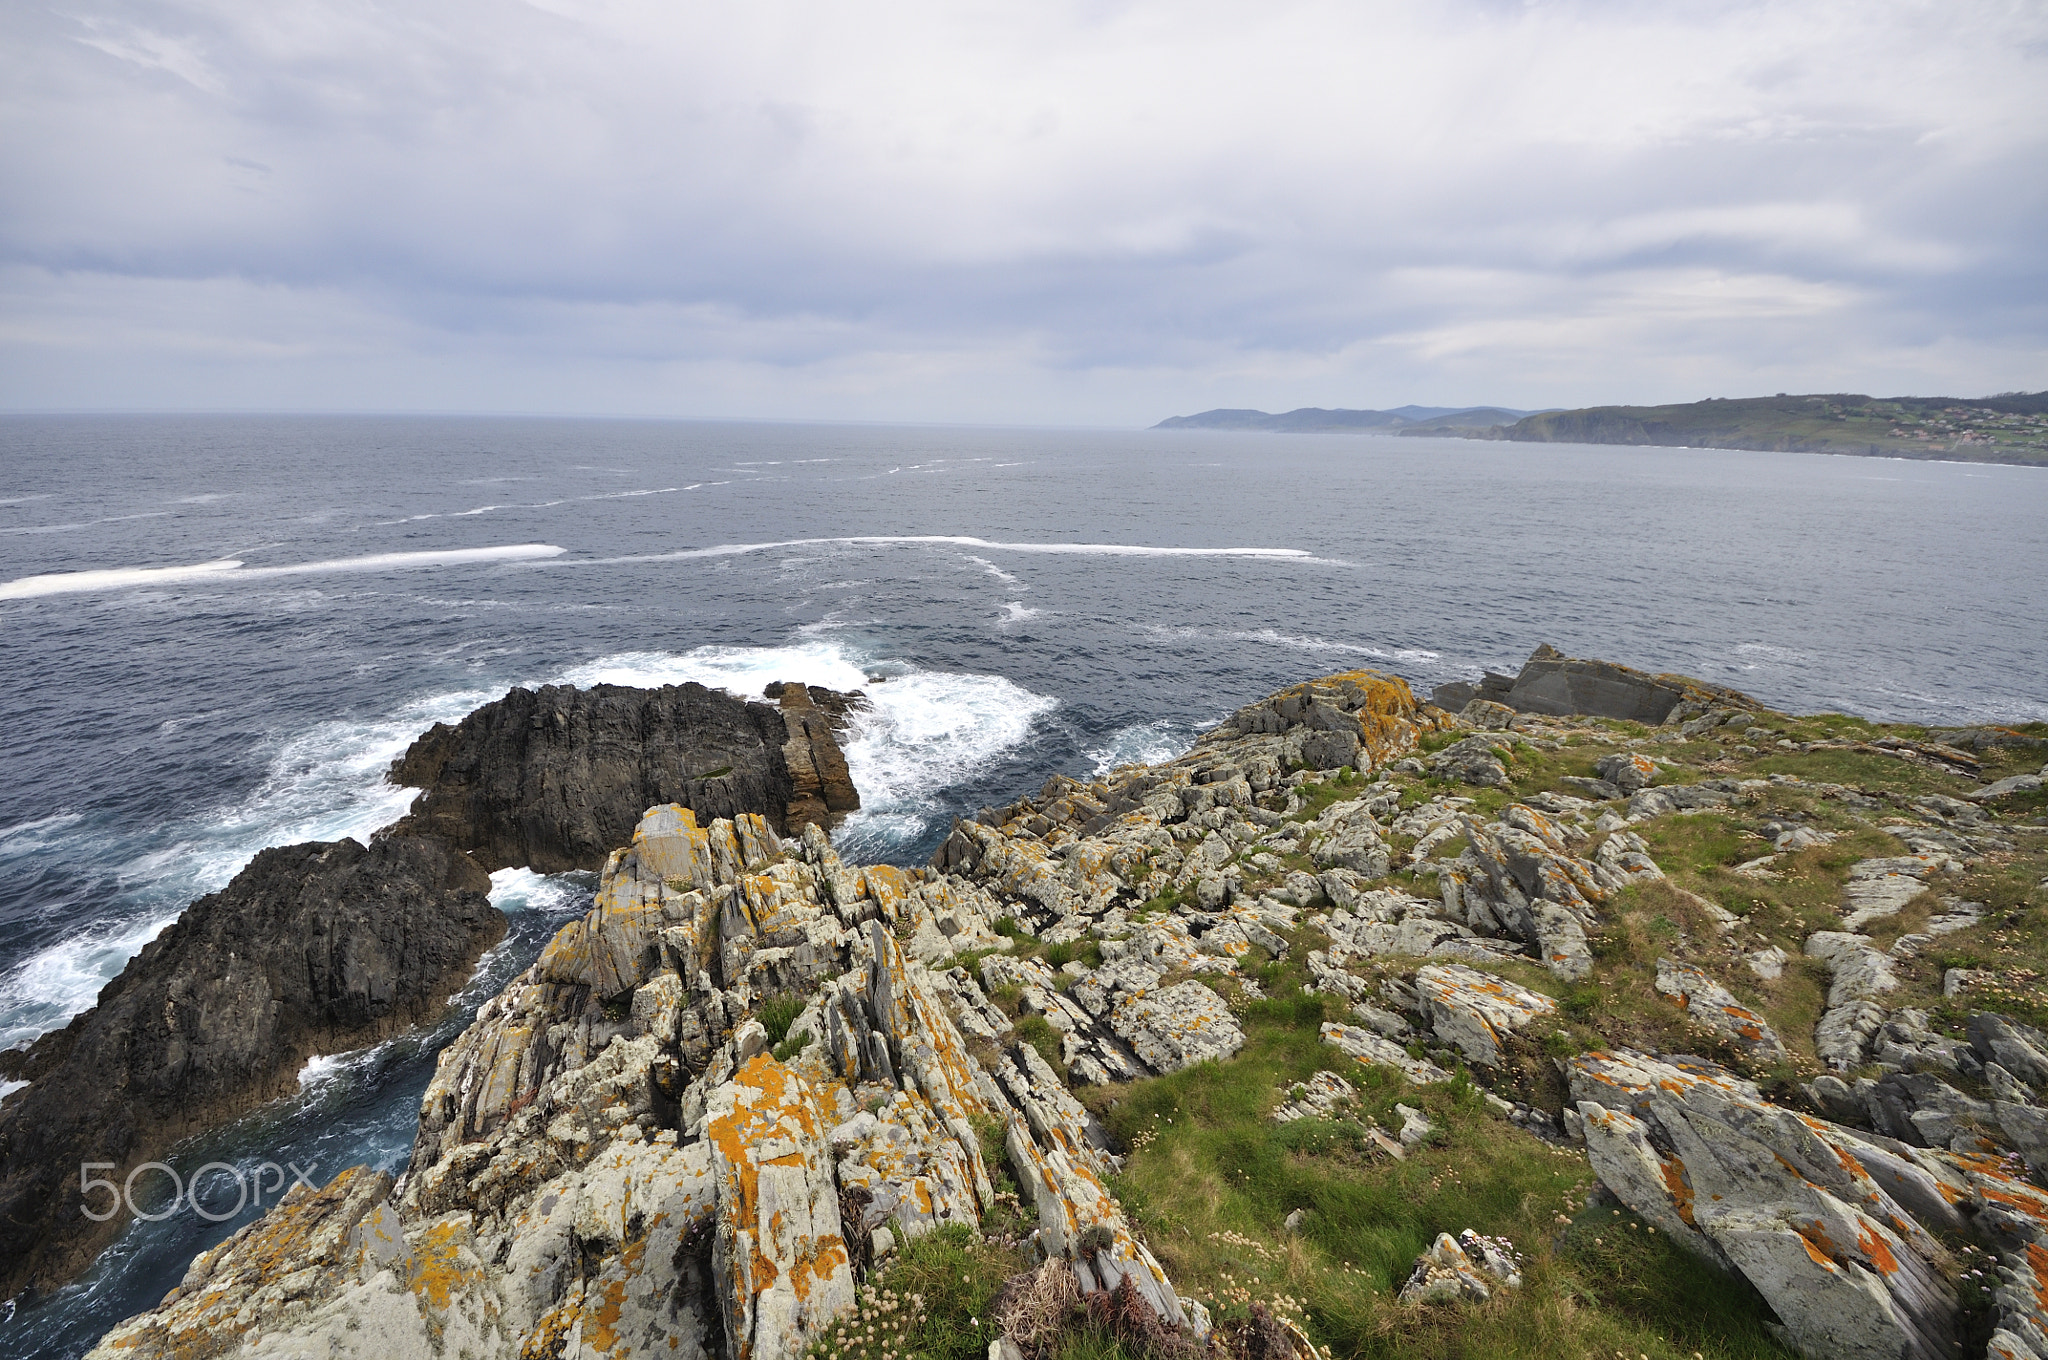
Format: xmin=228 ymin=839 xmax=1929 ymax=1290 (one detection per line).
xmin=0 ymin=414 xmax=2044 ymax=1355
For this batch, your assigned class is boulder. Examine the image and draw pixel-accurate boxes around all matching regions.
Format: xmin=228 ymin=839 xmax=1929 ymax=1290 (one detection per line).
xmin=387 ymin=681 xmax=860 ymax=873
xmin=1398 ymin=1230 xmax=1522 ymax=1304
xmin=1409 ymin=964 xmax=1556 ymax=1067
xmin=1652 ymin=958 xmax=1788 ymax=1062
xmin=1499 ymin=644 xmax=1750 ymax=723
xmin=1594 ymin=751 xmax=1658 ymax=793
xmin=0 ymin=835 xmax=501 ymax=1301
xmin=1568 ymin=1048 xmax=2048 ymax=1360
xmin=1429 ymin=735 xmax=1511 ymax=788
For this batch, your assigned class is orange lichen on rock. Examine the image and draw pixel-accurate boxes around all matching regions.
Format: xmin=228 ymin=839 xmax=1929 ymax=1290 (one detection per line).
xmin=705 ymin=1054 xmax=855 ymax=1360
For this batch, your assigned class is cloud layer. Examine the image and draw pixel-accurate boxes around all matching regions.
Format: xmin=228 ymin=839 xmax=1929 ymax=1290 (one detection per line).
xmin=3 ymin=0 xmax=2043 ymax=421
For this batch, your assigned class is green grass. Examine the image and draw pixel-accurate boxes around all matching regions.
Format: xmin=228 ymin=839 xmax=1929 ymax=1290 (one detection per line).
xmin=759 ymin=991 xmax=806 ymax=1047
xmin=1095 ymin=981 xmax=1795 ymax=1359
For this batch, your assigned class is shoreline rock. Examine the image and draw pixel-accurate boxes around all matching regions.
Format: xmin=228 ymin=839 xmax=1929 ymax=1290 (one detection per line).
xmin=0 ymin=835 xmax=501 ymax=1302
xmin=386 ymin=680 xmax=862 ymax=873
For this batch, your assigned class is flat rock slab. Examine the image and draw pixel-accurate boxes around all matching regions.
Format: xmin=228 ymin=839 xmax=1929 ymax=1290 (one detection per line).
xmin=1110 ymin=980 xmax=1246 ymax=1072
xmin=1320 ymin=1022 xmax=1450 ymax=1085
xmin=1841 ymin=855 xmax=1945 ymax=930
xmin=1412 ymin=963 xmax=1557 ymax=1067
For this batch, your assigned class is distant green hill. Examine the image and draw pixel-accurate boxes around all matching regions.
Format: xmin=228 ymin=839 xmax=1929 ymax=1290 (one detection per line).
xmin=1458 ymin=391 xmax=2048 ymax=465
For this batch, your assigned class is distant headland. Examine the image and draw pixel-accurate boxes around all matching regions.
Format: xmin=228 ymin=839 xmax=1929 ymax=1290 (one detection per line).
xmin=1154 ymin=390 xmax=2048 ymax=465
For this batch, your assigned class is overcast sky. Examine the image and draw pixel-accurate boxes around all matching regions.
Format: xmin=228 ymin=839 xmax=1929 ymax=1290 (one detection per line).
xmin=3 ymin=0 xmax=2043 ymax=423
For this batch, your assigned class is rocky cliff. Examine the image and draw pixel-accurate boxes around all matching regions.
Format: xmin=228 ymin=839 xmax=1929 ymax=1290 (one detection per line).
xmin=0 ymin=835 xmax=501 ymax=1302
xmin=59 ymin=660 xmax=2048 ymax=1360
xmin=386 ymin=680 xmax=862 ymax=873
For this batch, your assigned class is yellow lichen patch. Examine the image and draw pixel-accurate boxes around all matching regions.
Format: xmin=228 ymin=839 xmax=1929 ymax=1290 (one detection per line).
xmin=861 ymin=865 xmax=912 ymax=919
xmin=407 ymin=1217 xmax=481 ymax=1312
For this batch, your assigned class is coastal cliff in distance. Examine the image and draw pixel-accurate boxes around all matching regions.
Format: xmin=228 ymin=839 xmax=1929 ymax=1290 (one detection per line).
xmin=1154 ymin=391 xmax=2048 ymax=464
xmin=1440 ymin=390 xmax=2048 ymax=465
xmin=1152 ymin=405 xmax=1533 ymax=432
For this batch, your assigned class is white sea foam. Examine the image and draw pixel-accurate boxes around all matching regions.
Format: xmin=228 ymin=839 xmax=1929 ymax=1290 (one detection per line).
xmin=0 ymin=685 xmax=494 ymax=1048
xmin=546 ymin=535 xmax=1315 ymax=568
xmin=487 ymin=866 xmax=590 ymax=919
xmin=1084 ymin=721 xmax=1194 ymax=775
xmin=559 ymin=640 xmax=874 ymax=696
xmin=0 ymin=635 xmax=1056 ymax=1045
xmin=0 ymin=545 xmax=566 ymax=600
xmin=833 ymin=667 xmax=1058 ymax=852
xmin=998 ymin=602 xmax=1040 ymax=622
xmin=964 ymin=555 xmax=1023 ymax=586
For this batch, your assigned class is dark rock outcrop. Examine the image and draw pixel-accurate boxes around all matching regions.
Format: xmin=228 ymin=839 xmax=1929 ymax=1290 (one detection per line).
xmin=1431 ymin=644 xmax=1755 ymax=723
xmin=386 ymin=681 xmax=862 ymax=874
xmin=0 ymin=835 xmax=500 ymax=1301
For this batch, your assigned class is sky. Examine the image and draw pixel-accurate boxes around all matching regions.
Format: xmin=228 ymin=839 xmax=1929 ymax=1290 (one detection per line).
xmin=2 ymin=0 xmax=2044 ymax=424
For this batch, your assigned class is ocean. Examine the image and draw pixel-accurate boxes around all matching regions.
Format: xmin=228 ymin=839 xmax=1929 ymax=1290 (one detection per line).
xmin=1 ymin=413 xmax=2044 ymax=1354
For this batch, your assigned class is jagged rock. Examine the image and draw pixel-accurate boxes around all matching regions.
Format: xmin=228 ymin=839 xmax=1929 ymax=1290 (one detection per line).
xmin=1430 ymin=735 xmax=1511 ymax=788
xmin=1393 ymin=1103 xmax=1434 ymax=1147
xmin=84 ymin=1168 xmax=485 ymax=1359
xmin=1400 ymin=1228 xmax=1515 ymax=1302
xmin=1319 ymin=1022 xmax=1450 ymax=1085
xmin=1570 ymin=1048 xmax=2048 ymax=1360
xmin=1318 ymin=890 xmax=1525 ymax=968
xmin=1595 ymin=752 xmax=1658 ymax=793
xmin=764 ymin=681 xmax=865 ymax=831
xmin=1398 ymin=1229 xmax=1522 ymax=1303
xmin=1806 ymin=933 xmax=1899 ymax=1069
xmin=388 ymin=680 xmax=860 ymax=872
xmin=0 ymin=835 xmax=501 ymax=1301
xmin=705 ymin=1055 xmax=857 ymax=1360
xmin=1653 ymin=957 xmax=1788 ymax=1062
xmin=1407 ymin=964 xmax=1556 ymax=1067
xmin=1625 ymin=783 xmax=1735 ymax=821
xmin=1972 ymin=1014 xmax=2048 ymax=1089
xmin=1439 ymin=804 xmax=1646 ymax=980
xmin=1308 ymin=799 xmax=1392 ymax=878
xmin=1458 ymin=699 xmax=1517 ymax=730
xmin=1214 ymin=670 xmax=1427 ymax=773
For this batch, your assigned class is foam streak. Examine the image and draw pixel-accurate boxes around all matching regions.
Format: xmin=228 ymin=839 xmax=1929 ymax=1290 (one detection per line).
xmin=0 ymin=545 xmax=566 ymax=600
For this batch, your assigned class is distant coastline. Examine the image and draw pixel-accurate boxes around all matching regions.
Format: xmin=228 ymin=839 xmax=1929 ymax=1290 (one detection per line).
xmin=1154 ymin=390 xmax=2048 ymax=465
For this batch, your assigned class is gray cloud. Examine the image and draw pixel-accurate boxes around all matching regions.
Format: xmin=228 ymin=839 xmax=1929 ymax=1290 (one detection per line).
xmin=2 ymin=0 xmax=2043 ymax=421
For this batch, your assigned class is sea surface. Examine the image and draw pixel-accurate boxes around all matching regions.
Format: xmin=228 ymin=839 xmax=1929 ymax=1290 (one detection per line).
xmin=0 ymin=414 xmax=2043 ymax=1355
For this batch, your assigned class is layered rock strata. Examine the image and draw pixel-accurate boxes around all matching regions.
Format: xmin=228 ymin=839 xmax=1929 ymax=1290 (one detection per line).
xmin=89 ymin=802 xmax=1180 ymax=1359
xmin=1573 ymin=1048 xmax=2048 ymax=1360
xmin=0 ymin=836 xmax=501 ymax=1301
xmin=387 ymin=680 xmax=862 ymax=872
